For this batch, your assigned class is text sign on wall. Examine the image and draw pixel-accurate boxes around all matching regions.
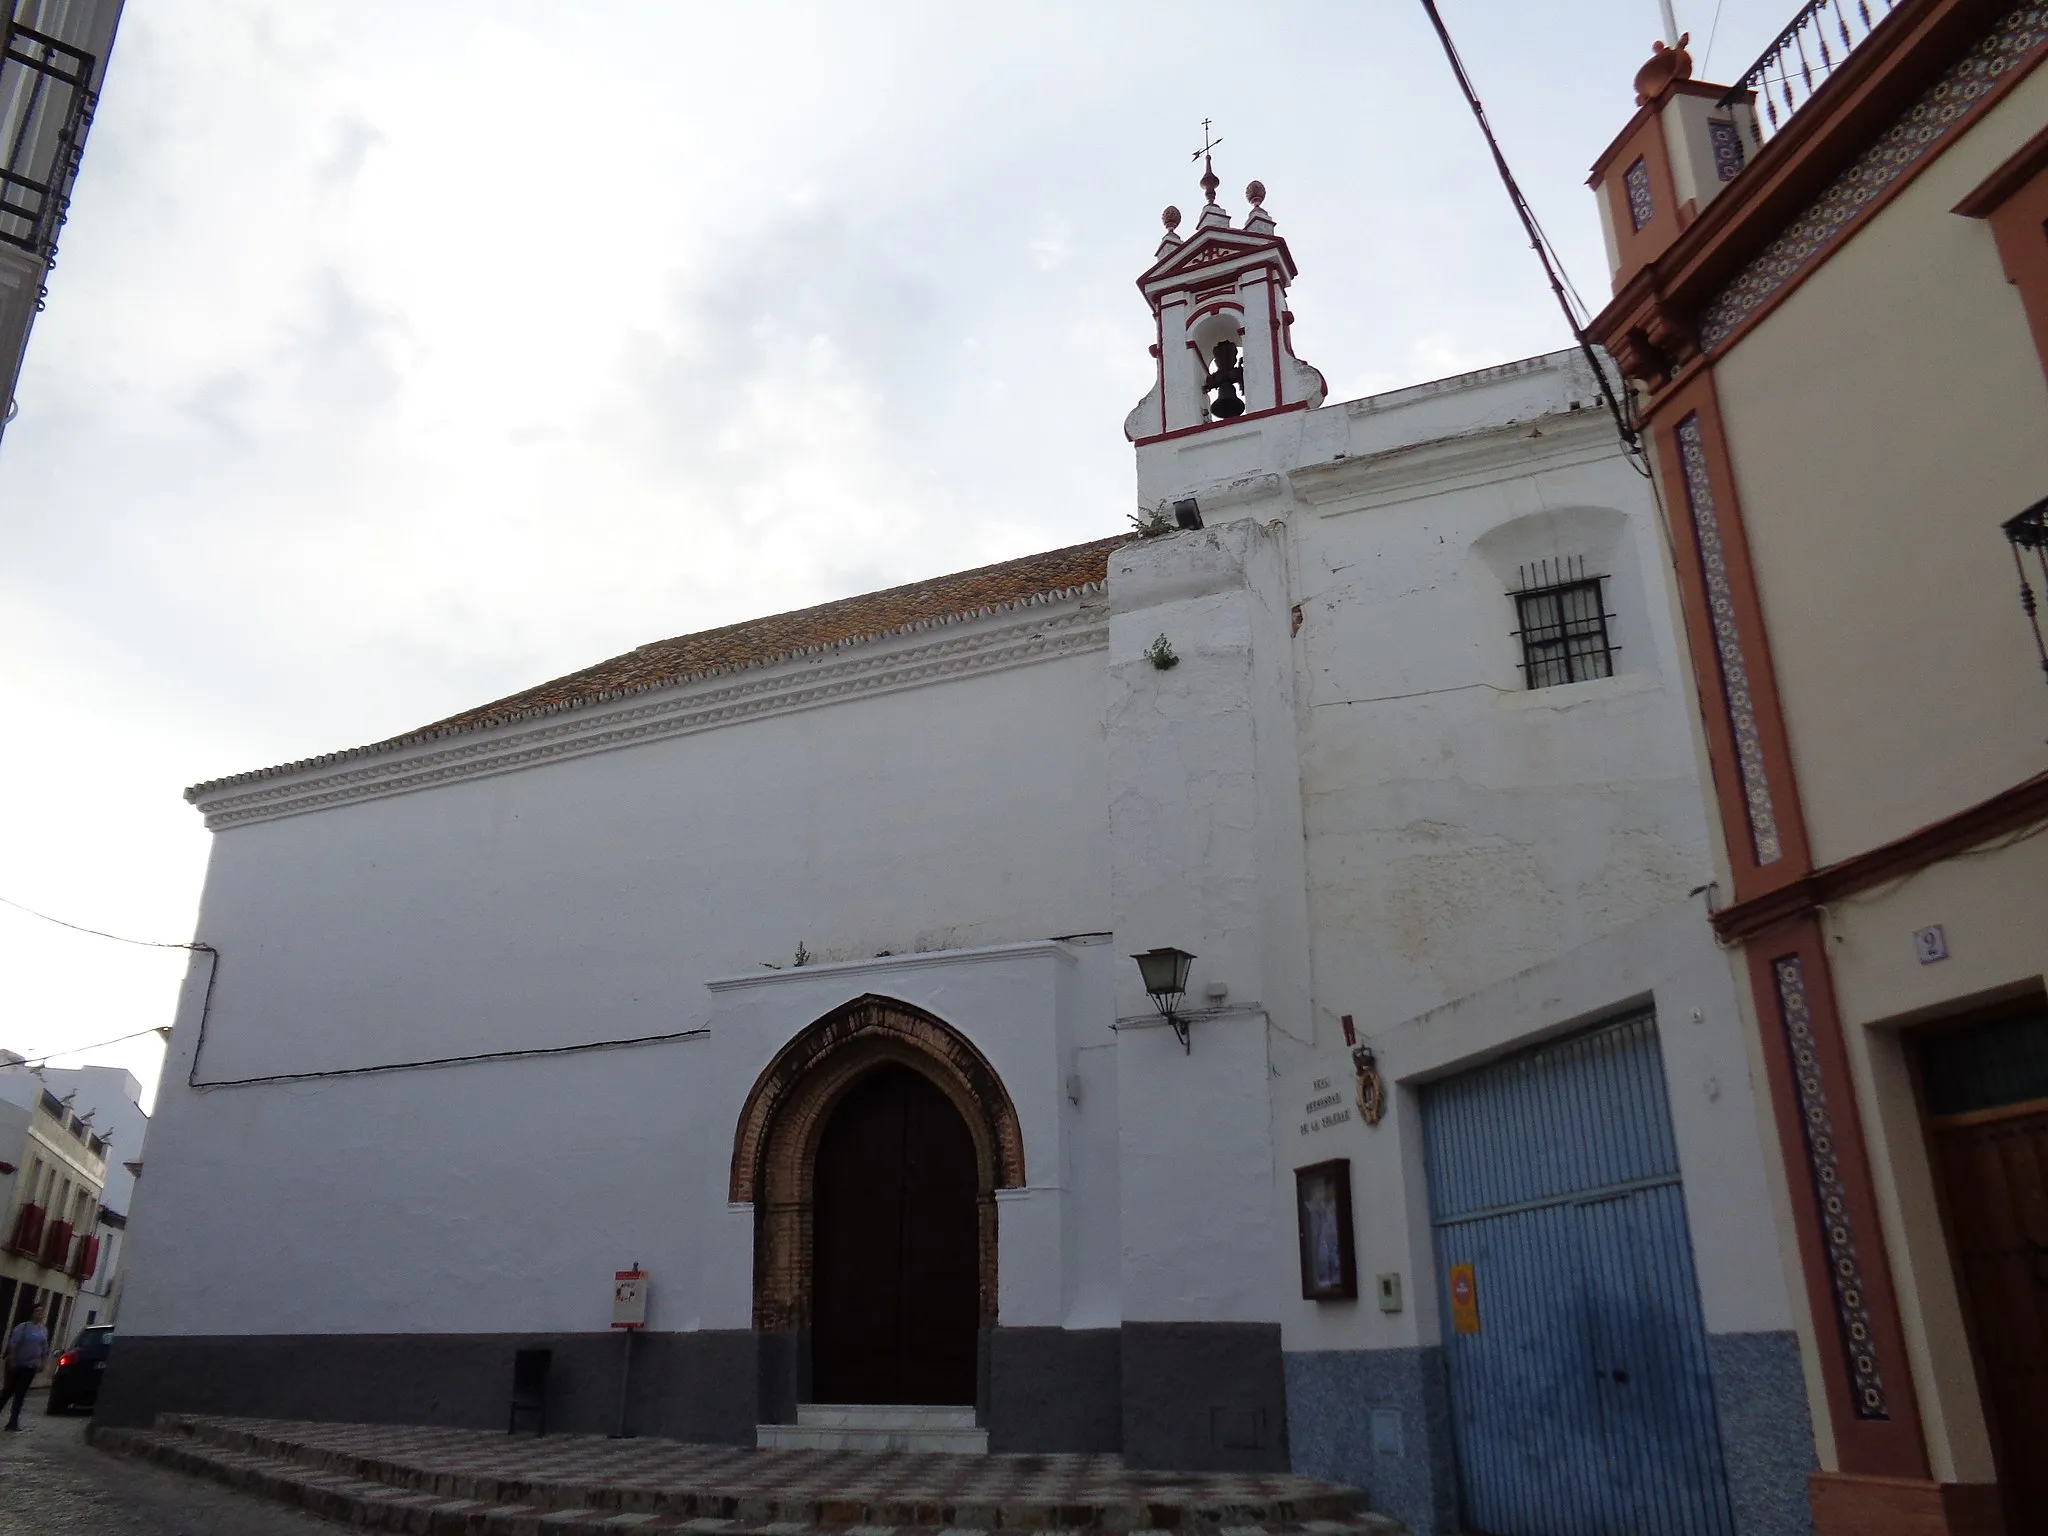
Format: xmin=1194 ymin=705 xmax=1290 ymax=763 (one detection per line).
xmin=613 ymin=1269 xmax=648 ymax=1330
xmin=1299 ymin=1076 xmax=1354 ymax=1138
xmin=1450 ymin=1263 xmax=1481 ymax=1335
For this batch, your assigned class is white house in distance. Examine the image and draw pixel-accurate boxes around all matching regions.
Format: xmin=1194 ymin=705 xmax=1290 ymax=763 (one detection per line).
xmin=0 ymin=1055 xmax=111 ymax=1350
xmin=112 ymin=166 xmax=1816 ymax=1536
xmin=34 ymin=1062 xmax=147 ymax=1334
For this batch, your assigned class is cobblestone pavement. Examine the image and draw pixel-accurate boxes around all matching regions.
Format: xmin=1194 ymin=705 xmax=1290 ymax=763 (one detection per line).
xmin=0 ymin=1396 xmax=335 ymax=1536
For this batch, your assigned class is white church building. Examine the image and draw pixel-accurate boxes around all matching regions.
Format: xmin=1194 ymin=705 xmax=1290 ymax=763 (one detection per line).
xmin=110 ymin=169 xmax=1816 ymax=1536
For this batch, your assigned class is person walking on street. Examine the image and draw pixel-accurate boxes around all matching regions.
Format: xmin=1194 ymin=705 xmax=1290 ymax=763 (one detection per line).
xmin=1 ymin=1306 xmax=49 ymax=1430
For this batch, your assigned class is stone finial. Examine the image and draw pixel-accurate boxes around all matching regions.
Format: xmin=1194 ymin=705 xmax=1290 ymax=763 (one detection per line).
xmin=1633 ymin=32 xmax=1693 ymax=105
xmin=1242 ymin=179 xmax=1275 ymax=234
xmin=1197 ymin=158 xmax=1229 ymax=230
xmin=1156 ymin=204 xmax=1185 ymax=257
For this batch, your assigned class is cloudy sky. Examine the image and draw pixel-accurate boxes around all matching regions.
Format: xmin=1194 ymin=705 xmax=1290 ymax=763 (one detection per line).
xmin=0 ymin=0 xmax=1794 ymax=1107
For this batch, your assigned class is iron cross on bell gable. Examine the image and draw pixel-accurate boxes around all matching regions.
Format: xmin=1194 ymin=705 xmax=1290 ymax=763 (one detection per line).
xmin=1193 ymin=118 xmax=1223 ymax=204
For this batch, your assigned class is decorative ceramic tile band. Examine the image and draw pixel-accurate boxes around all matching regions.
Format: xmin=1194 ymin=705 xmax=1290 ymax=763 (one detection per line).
xmin=1708 ymin=118 xmax=1746 ymax=183
xmin=1702 ymin=3 xmax=2048 ymax=348
xmin=1625 ymin=156 xmax=1656 ymax=231
xmin=1774 ymin=955 xmax=1889 ymax=1420
xmin=1676 ymin=414 xmax=1784 ymax=864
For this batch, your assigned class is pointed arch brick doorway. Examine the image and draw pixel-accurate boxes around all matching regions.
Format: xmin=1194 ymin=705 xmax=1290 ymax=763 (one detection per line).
xmin=730 ymin=995 xmax=1026 ymax=1417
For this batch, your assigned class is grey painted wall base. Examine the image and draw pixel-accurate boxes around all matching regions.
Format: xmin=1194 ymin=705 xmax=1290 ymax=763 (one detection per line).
xmin=755 ymin=1330 xmax=804 ymax=1427
xmin=94 ymin=1331 xmax=760 ymax=1444
xmin=1121 ymin=1322 xmax=1288 ymax=1472
xmin=91 ymin=1324 xmax=1807 ymax=1507
xmin=97 ymin=1325 xmax=1127 ymax=1457
xmin=988 ymin=1327 xmax=1120 ymax=1453
xmin=1283 ymin=1332 xmax=1817 ymax=1536
xmin=1284 ymin=1347 xmax=1457 ymax=1536
xmin=1706 ymin=1330 xmax=1816 ymax=1536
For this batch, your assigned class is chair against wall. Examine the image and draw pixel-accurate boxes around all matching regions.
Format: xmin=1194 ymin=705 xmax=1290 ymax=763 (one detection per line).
xmin=507 ymin=1348 xmax=551 ymax=1436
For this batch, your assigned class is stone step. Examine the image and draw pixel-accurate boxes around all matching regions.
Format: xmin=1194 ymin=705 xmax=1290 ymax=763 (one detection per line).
xmin=757 ymin=1419 xmax=990 ymax=1453
xmin=92 ymin=1427 xmax=694 ymax=1536
xmin=797 ymin=1402 xmax=982 ymax=1431
xmin=91 ymin=1413 xmax=1402 ymax=1534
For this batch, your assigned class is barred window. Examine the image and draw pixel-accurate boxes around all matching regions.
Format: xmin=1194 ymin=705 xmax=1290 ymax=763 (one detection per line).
xmin=1510 ymin=558 xmax=1616 ymax=689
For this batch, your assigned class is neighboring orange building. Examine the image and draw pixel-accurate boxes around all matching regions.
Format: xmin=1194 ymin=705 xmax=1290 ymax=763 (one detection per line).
xmin=1585 ymin=2 xmax=2048 ymax=1533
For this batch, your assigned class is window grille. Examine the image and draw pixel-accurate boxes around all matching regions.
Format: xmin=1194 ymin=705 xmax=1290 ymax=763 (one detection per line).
xmin=1509 ymin=557 xmax=1617 ymax=690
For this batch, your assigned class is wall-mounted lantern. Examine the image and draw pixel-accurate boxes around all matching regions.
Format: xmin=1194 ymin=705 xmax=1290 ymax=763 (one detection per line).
xmin=1131 ymin=946 xmax=1198 ymax=1053
xmin=2005 ymin=497 xmax=2048 ymax=685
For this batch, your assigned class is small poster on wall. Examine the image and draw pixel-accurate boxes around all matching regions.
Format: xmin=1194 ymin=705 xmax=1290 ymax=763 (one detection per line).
xmin=613 ymin=1268 xmax=648 ymax=1330
xmin=1294 ymin=1158 xmax=1358 ymax=1301
xmin=1449 ymin=1261 xmax=1481 ymax=1334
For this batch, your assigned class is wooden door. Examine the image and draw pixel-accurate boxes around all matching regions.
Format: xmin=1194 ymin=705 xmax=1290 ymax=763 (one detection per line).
xmin=1921 ymin=1005 xmax=2048 ymax=1536
xmin=811 ymin=1064 xmax=979 ymax=1405
xmin=1929 ymin=1106 xmax=2048 ymax=1535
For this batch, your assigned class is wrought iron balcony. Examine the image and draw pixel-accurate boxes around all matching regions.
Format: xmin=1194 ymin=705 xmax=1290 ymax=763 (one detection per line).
xmin=2006 ymin=498 xmax=2048 ymax=686
xmin=0 ymin=17 xmax=98 ymax=267
xmin=1721 ymin=0 xmax=1897 ymax=145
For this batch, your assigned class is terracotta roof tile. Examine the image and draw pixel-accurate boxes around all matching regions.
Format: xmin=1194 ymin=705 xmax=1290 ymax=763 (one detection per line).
xmin=187 ymin=535 xmax=1125 ymax=799
xmin=414 ymin=535 xmax=1124 ymax=737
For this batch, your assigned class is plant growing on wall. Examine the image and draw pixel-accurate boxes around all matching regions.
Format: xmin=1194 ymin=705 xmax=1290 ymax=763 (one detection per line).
xmin=1128 ymin=505 xmax=1174 ymax=537
xmin=1145 ymin=634 xmax=1178 ymax=670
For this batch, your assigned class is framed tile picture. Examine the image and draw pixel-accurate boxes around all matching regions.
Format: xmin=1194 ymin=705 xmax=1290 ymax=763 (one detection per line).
xmin=1295 ymin=1158 xmax=1357 ymax=1301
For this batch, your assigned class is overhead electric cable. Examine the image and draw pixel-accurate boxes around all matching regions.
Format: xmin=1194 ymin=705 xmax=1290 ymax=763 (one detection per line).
xmin=0 ymin=890 xmax=218 ymax=1078
xmin=16 ymin=1027 xmax=171 ymax=1069
xmin=0 ymin=889 xmax=707 ymax=1092
xmin=1416 ymin=0 xmax=1648 ymax=474
xmin=0 ymin=892 xmax=204 ymax=951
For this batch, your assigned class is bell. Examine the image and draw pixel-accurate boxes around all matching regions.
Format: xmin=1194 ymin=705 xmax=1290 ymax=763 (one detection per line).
xmin=1205 ymin=340 xmax=1246 ymax=419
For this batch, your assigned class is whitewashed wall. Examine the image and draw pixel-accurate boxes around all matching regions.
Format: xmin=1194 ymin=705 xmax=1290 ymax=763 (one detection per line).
xmin=1129 ymin=348 xmax=1791 ymax=1352
xmin=124 ymin=648 xmax=1124 ymax=1337
xmin=1270 ymin=903 xmax=1791 ymax=1356
xmin=123 ymin=347 xmax=1794 ymax=1372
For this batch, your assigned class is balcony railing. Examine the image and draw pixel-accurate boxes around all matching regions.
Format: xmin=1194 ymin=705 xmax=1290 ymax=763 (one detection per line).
xmin=2006 ymin=497 xmax=2048 ymax=685
xmin=1721 ymin=0 xmax=1897 ymax=145
xmin=0 ymin=17 xmax=97 ymax=266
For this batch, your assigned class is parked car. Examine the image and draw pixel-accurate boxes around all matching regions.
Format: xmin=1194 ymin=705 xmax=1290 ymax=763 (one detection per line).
xmin=46 ymin=1325 xmax=113 ymax=1414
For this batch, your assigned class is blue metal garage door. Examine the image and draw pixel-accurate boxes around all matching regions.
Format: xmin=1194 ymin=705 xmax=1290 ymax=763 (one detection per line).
xmin=1422 ymin=1011 xmax=1735 ymax=1536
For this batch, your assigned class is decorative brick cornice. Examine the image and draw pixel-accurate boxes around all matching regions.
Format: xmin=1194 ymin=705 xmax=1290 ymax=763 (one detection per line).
xmin=1591 ymin=0 xmax=2048 ymax=394
xmin=706 ymin=941 xmax=1076 ymax=993
xmin=1289 ymin=402 xmax=1616 ymax=512
xmin=187 ymin=595 xmax=1107 ymax=830
xmin=1701 ymin=2 xmax=2048 ymax=349
xmin=1712 ymin=767 xmax=2048 ymax=939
